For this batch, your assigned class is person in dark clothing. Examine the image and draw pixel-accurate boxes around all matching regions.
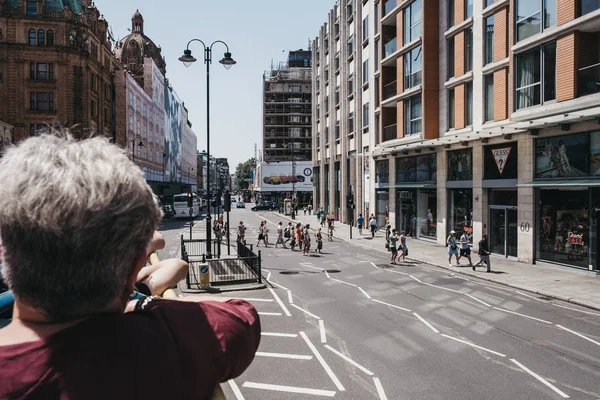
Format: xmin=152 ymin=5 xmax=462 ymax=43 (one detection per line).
xmin=473 ymin=234 xmax=491 ymax=272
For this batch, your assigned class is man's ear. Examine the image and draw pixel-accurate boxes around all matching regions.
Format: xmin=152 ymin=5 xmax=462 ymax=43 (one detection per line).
xmin=125 ymin=251 xmax=149 ymax=293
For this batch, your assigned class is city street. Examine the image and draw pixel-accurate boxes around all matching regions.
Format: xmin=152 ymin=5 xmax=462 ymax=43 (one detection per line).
xmin=166 ymin=207 xmax=600 ymax=400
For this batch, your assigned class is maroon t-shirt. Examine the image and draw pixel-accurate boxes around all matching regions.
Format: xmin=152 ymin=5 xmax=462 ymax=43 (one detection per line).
xmin=0 ymin=299 xmax=261 ymax=400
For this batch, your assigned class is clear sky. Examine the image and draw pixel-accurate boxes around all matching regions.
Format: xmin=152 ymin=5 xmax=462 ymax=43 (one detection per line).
xmin=95 ymin=0 xmax=335 ymax=171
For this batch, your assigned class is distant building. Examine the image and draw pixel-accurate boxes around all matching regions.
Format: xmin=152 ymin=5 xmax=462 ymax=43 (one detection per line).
xmin=263 ymin=50 xmax=312 ymax=162
xmin=0 ymin=120 xmax=13 ymax=154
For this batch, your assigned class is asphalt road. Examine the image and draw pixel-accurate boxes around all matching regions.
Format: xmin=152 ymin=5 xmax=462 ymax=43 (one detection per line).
xmin=160 ymin=207 xmax=600 ymax=399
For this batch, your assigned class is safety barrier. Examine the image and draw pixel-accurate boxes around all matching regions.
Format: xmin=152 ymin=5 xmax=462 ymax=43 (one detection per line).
xmin=180 ymin=237 xmax=222 ymax=259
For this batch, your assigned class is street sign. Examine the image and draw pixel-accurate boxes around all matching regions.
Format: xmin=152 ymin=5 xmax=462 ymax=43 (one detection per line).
xmin=199 ymin=264 xmax=210 ymax=289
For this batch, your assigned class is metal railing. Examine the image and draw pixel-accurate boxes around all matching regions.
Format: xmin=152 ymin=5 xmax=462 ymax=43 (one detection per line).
xmin=384 ymin=37 xmax=397 ymax=58
xmin=383 ymin=80 xmax=397 ymax=100
xmin=383 ymin=124 xmax=397 ymax=142
xmin=181 ymin=236 xmax=221 ymax=259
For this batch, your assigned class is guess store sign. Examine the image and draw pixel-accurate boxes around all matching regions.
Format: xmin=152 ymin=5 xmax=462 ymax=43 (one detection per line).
xmin=484 ymin=142 xmax=518 ymax=180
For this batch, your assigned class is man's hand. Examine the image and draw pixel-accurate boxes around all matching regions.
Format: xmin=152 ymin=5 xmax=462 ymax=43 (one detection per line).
xmin=146 ymin=231 xmax=166 ymax=256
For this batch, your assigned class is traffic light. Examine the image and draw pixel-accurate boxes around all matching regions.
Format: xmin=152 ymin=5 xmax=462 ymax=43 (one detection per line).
xmin=223 ymin=190 xmax=231 ymax=212
xmin=346 ymin=194 xmax=354 ymax=209
xmin=187 ymin=192 xmax=193 ymax=208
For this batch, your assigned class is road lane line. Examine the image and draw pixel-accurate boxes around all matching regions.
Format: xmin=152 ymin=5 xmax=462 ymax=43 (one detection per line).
xmin=255 ymin=351 xmax=313 ymax=360
xmin=510 ymin=359 xmax=570 ymax=398
xmin=261 ymin=332 xmax=298 ymax=338
xmin=242 ymin=382 xmax=336 ymax=397
xmin=291 ymin=303 xmax=321 ymax=319
xmin=493 ymin=307 xmax=552 ymax=324
xmin=465 ymin=293 xmax=491 ymax=308
xmin=413 ymin=312 xmax=440 ymax=334
xmin=419 ymin=280 xmax=464 ymax=294
xmin=556 ymin=325 xmax=600 ymax=347
xmin=373 ymin=377 xmax=388 ymax=400
xmin=269 ymin=280 xmax=289 ymax=290
xmin=287 ymin=290 xmax=294 ymax=304
xmin=372 ymin=299 xmax=412 ymax=312
xmin=300 ymin=331 xmax=345 ymax=391
xmin=324 ymin=345 xmax=374 ymax=376
xmin=330 ymin=278 xmax=358 ymax=287
xmin=358 ymin=287 xmax=372 ymax=299
xmin=514 ymin=290 xmax=549 ymax=303
xmin=324 ymin=270 xmax=331 ymax=278
xmin=258 ymin=312 xmax=282 ymax=316
xmin=228 ymin=380 xmax=245 ymax=400
xmin=409 ymin=275 xmax=423 ymax=283
xmin=266 ymin=272 xmax=272 ymax=281
xmin=552 ymin=304 xmax=600 ymax=316
xmin=237 ymin=298 xmax=273 ymax=302
xmin=268 ymin=288 xmax=292 ymax=317
xmin=319 ymin=319 xmax=327 ymax=343
xmin=441 ymin=334 xmax=506 ymax=357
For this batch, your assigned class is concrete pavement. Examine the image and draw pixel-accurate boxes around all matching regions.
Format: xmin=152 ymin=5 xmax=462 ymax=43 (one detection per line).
xmin=270 ymin=211 xmax=600 ymax=311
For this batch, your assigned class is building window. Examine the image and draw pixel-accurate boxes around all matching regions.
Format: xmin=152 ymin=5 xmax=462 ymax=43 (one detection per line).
xmin=448 ymin=0 xmax=455 ymax=28
xmin=374 ymin=4 xmax=379 ymax=34
xmin=29 ymin=62 xmax=53 ymax=80
xmin=375 ymin=38 xmax=380 ymax=72
xmin=484 ymin=15 xmax=494 ymax=65
xmin=516 ymin=0 xmax=556 ymax=42
xmin=37 ymin=29 xmax=45 ymax=46
xmin=465 ymin=81 xmax=473 ymax=126
xmin=403 ymin=45 xmax=422 ymax=89
xmin=136 ymin=97 xmax=141 ymax=112
xmin=362 ymin=59 xmax=369 ymax=84
xmin=448 ymin=88 xmax=455 ymax=129
xmin=485 ymin=0 xmax=494 ymax=6
xmin=464 ymin=26 xmax=473 ymax=72
xmin=30 ymin=91 xmax=54 ymax=111
xmin=515 ymin=41 xmax=556 ymax=110
xmin=581 ymin=0 xmax=600 ymax=16
xmin=363 ymin=102 xmax=369 ymax=127
xmin=137 ymin=121 xmax=141 ymax=135
xmin=447 ymin=37 xmax=455 ymax=80
xmin=90 ymin=72 xmax=95 ymax=89
xmin=143 ymin=104 xmax=147 ymax=118
xmin=129 ymin=115 xmax=133 ymax=131
xmin=362 ymin=16 xmax=369 ymax=42
xmin=403 ymin=0 xmax=422 ymax=45
xmin=26 ymin=1 xmax=37 ymax=16
xmin=104 ymin=107 xmax=109 ymax=124
xmin=28 ymin=29 xmax=36 ymax=46
xmin=90 ymin=100 xmax=96 ymax=118
xmin=465 ymin=0 xmax=473 ymax=18
xmin=46 ymin=30 xmax=54 ymax=46
xmin=484 ymin=74 xmax=494 ymax=122
xmin=404 ymin=94 xmax=422 ymax=136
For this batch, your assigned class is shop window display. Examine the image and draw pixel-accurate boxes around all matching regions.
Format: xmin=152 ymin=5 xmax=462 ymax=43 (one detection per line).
xmin=535 ymin=132 xmax=589 ymax=178
xmin=449 ymin=189 xmax=473 ymax=243
xmin=448 ymin=149 xmax=473 ymax=181
xmin=376 ymin=160 xmax=390 ymax=184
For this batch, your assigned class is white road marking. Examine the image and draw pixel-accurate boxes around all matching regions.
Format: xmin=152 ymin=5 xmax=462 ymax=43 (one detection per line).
xmin=373 ymin=377 xmax=388 ymax=400
xmin=465 ymin=293 xmax=491 ymax=308
xmin=514 ymin=290 xmax=548 ymax=303
xmin=269 ymin=280 xmax=289 ymax=290
xmin=258 ymin=312 xmax=282 ymax=316
xmin=287 ymin=290 xmax=294 ymax=304
xmin=413 ymin=312 xmax=440 ymax=334
xmin=238 ymin=298 xmax=273 ymax=302
xmin=261 ymin=332 xmax=298 ymax=338
xmin=493 ymin=307 xmax=552 ymax=324
xmin=510 ymin=359 xmax=570 ymax=398
xmin=552 ymin=304 xmax=600 ymax=316
xmin=242 ymin=382 xmax=336 ymax=397
xmin=300 ymin=331 xmax=346 ymax=391
xmin=228 ymin=380 xmax=245 ymax=400
xmin=358 ymin=287 xmax=372 ymax=299
xmin=324 ymin=345 xmax=374 ymax=376
xmin=372 ymin=299 xmax=412 ymax=312
xmin=370 ymin=262 xmax=379 ymax=269
xmin=441 ymin=334 xmax=507 ymax=357
xmin=291 ymin=303 xmax=321 ymax=319
xmin=556 ymin=325 xmax=600 ymax=347
xmin=266 ymin=272 xmax=271 ymax=281
xmin=419 ymin=280 xmax=464 ymax=294
xmin=409 ymin=275 xmax=423 ymax=283
xmin=325 ymin=270 xmax=331 ymax=278
xmin=330 ymin=278 xmax=358 ymax=287
xmin=255 ymin=351 xmax=313 ymax=360
xmin=268 ymin=288 xmax=292 ymax=317
xmin=319 ymin=319 xmax=327 ymax=343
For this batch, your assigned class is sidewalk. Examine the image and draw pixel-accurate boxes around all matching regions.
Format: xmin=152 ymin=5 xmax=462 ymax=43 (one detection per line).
xmin=272 ymin=211 xmax=600 ymax=311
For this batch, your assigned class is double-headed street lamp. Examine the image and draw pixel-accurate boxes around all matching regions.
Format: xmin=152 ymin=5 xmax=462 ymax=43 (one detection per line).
xmin=179 ymin=39 xmax=236 ymax=259
xmin=131 ymin=134 xmax=144 ymax=163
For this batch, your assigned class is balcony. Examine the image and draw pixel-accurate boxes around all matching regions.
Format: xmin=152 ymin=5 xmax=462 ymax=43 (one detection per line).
xmin=383 ymin=38 xmax=397 ymax=58
xmin=383 ymin=80 xmax=397 ymax=100
xmin=382 ymin=124 xmax=397 ymax=142
xmin=578 ymin=62 xmax=600 ymax=96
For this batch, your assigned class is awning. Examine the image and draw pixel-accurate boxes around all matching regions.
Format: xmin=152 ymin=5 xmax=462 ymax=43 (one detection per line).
xmin=517 ymin=179 xmax=600 ymax=188
xmin=390 ymin=183 xmax=436 ymax=189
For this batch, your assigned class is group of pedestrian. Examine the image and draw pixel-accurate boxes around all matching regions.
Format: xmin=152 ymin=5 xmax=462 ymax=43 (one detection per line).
xmin=447 ymin=230 xmax=491 ymax=272
xmin=388 ymin=228 xmax=408 ymax=264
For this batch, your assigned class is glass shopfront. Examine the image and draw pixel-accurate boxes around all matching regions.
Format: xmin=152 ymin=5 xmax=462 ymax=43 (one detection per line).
xmin=376 ymin=189 xmax=389 ymax=227
xmin=448 ymin=189 xmax=473 ymax=242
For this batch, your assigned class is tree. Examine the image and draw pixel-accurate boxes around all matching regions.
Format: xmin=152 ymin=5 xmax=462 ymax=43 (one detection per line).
xmin=235 ymin=157 xmax=256 ymax=190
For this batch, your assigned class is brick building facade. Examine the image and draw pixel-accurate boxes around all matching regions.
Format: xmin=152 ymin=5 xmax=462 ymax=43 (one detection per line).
xmin=0 ymin=0 xmax=116 ymax=141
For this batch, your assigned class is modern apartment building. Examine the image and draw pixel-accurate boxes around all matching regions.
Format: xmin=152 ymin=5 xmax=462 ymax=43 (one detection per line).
xmin=263 ymin=50 xmax=312 ymax=162
xmin=312 ymin=0 xmax=375 ymax=223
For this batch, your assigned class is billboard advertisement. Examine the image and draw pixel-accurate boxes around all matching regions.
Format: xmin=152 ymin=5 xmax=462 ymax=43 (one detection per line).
xmin=163 ymin=85 xmax=182 ymax=183
xmin=257 ymin=161 xmax=313 ymax=192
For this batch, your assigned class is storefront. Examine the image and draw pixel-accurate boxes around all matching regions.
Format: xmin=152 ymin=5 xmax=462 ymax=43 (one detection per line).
xmin=447 ymin=149 xmax=473 ymax=242
xmin=483 ymin=142 xmax=519 ymax=257
xmin=375 ymin=159 xmax=390 ymax=227
xmin=527 ymin=131 xmax=600 ymax=270
xmin=394 ymin=153 xmax=437 ymax=239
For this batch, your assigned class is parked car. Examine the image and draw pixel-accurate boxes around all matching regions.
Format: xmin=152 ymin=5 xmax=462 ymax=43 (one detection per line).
xmin=236 ymin=202 xmax=246 ymax=209
xmin=251 ymin=202 xmax=276 ymax=211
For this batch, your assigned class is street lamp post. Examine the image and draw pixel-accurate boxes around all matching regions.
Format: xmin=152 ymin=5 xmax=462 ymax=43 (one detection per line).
xmin=179 ymin=39 xmax=236 ymax=260
xmin=131 ymin=134 xmax=144 ymax=163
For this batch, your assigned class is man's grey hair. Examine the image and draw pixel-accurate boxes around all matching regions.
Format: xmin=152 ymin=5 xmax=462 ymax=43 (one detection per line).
xmin=0 ymin=133 xmax=162 ymax=321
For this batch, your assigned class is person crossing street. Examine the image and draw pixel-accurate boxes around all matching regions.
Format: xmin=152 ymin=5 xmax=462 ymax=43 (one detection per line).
xmin=473 ymin=234 xmax=492 ymax=272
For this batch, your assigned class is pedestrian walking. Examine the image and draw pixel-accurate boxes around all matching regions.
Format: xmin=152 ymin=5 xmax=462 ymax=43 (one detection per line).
xmin=327 ymin=218 xmax=335 ymax=241
xmin=321 ymin=212 xmax=326 ymax=228
xmin=357 ymin=214 xmax=364 ymax=236
xmin=447 ymin=230 xmax=461 ymax=266
xmin=411 ymin=215 xmax=417 ymax=238
xmin=276 ymin=222 xmax=284 ymax=248
xmin=473 ymin=234 xmax=492 ymax=272
xmin=385 ymin=224 xmax=391 ymax=251
xmin=283 ymin=222 xmax=292 ymax=248
xmin=237 ymin=221 xmax=246 ymax=244
xmin=389 ymin=229 xmax=399 ymax=264
xmin=295 ymin=223 xmax=303 ymax=252
xmin=458 ymin=231 xmax=473 ymax=267
xmin=302 ymin=224 xmax=311 ymax=255
xmin=315 ymin=228 xmax=323 ymax=253
xmin=399 ymin=230 xmax=408 ymax=262
xmin=256 ymin=221 xmax=265 ymax=247
xmin=262 ymin=223 xmax=269 ymax=247
xmin=369 ymin=215 xmax=377 ymax=238
xmin=308 ymin=204 xmax=313 ymax=215
xmin=303 ymin=206 xmax=307 ymax=216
